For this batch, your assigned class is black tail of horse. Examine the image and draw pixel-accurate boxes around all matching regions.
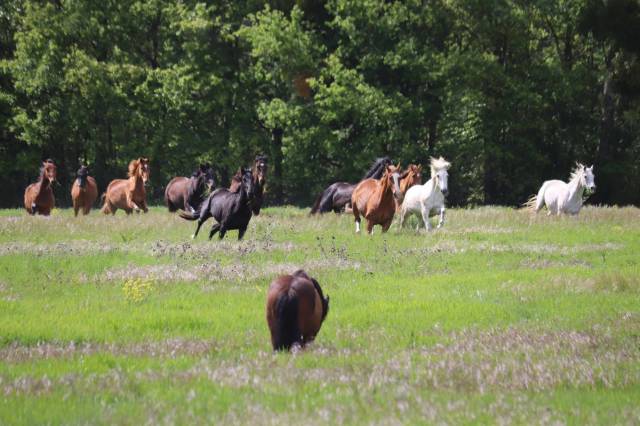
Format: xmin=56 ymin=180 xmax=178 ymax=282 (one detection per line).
xmin=273 ymin=291 xmax=300 ymax=351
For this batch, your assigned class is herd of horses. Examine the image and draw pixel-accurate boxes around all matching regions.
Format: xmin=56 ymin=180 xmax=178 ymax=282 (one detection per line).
xmin=22 ymin=154 xmax=597 ymax=239
xmin=20 ymin=155 xmax=597 ymax=351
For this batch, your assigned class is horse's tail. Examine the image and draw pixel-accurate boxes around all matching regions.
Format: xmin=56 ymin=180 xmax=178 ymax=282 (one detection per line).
xmin=178 ymin=209 xmax=198 ymax=220
xmin=522 ymin=194 xmax=538 ymax=211
xmin=100 ymin=192 xmax=111 ymax=214
xmin=272 ymin=290 xmax=300 ymax=351
xmin=523 ymin=182 xmax=548 ymax=213
xmin=309 ymin=191 xmax=323 ymax=215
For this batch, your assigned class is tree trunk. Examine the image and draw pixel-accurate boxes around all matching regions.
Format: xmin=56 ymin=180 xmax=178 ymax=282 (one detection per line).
xmin=595 ymin=48 xmax=616 ymax=204
xmin=270 ymin=127 xmax=284 ymax=204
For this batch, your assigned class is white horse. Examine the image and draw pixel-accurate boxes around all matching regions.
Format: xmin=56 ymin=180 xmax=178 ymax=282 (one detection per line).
xmin=526 ymin=163 xmax=595 ymax=215
xmin=399 ymin=157 xmax=451 ymax=231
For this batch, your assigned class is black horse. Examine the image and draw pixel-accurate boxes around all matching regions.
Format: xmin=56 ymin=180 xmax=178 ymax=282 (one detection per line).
xmin=310 ymin=157 xmax=393 ymax=214
xmin=179 ymin=168 xmax=254 ymax=240
xmin=166 ymin=163 xmax=215 ymax=213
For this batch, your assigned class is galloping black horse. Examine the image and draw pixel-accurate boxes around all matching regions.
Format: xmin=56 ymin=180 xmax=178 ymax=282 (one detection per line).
xmin=310 ymin=157 xmax=393 ymax=214
xmin=179 ymin=168 xmax=254 ymax=240
xmin=165 ymin=164 xmax=215 ymax=213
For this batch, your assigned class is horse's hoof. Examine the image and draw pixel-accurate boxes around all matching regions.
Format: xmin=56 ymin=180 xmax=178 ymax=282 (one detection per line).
xmin=191 ymin=234 xmax=196 ymax=240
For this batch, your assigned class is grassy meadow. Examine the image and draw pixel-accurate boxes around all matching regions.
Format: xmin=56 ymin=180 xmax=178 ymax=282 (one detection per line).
xmin=0 ymin=205 xmax=639 ymax=424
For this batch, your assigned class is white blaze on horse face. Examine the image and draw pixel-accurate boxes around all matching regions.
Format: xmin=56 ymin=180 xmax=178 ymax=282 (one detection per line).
xmin=585 ymin=166 xmax=596 ymax=192
xmin=392 ymin=173 xmax=402 ymax=201
xmin=438 ymin=170 xmax=449 ymax=195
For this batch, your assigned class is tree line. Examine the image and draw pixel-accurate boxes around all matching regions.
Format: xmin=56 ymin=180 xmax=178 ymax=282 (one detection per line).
xmin=1 ymin=0 xmax=639 ymax=208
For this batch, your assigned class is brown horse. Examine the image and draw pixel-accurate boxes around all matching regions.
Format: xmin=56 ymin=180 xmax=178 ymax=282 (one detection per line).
xmin=165 ymin=164 xmax=215 ymax=213
xmin=396 ymin=164 xmax=423 ymax=211
xmin=24 ymin=159 xmax=57 ymax=216
xmin=351 ymin=165 xmax=403 ymax=234
xmin=101 ymin=158 xmax=150 ymax=215
xmin=71 ymin=165 xmax=99 ymax=216
xmin=266 ymin=269 xmax=329 ymax=351
xmin=230 ymin=155 xmax=267 ymax=215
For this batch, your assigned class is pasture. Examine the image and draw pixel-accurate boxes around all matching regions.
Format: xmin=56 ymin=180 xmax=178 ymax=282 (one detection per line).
xmin=0 ymin=206 xmax=639 ymax=424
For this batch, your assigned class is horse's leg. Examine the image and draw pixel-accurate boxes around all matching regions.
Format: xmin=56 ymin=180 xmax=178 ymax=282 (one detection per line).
xmin=381 ymin=220 xmax=392 ymax=233
xmin=421 ymin=207 xmax=433 ymax=231
xmin=207 ymin=223 xmax=221 ymax=240
xmin=437 ymin=206 xmax=446 ymax=229
xmin=352 ymin=204 xmax=361 ymax=233
xmin=193 ymin=212 xmax=210 ymax=239
xmin=216 ymin=225 xmax=227 ymax=240
xmin=141 ymin=199 xmax=149 ymax=213
xmin=366 ymin=220 xmax=374 ymax=235
xmin=238 ymin=226 xmax=247 ymax=240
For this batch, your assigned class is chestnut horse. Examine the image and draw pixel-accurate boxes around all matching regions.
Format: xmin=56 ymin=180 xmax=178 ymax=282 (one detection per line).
xmin=395 ymin=164 xmax=423 ymax=211
xmin=71 ymin=165 xmax=98 ymax=216
xmin=24 ymin=159 xmax=57 ymax=215
xmin=351 ymin=165 xmax=403 ymax=234
xmin=266 ymin=269 xmax=329 ymax=351
xmin=310 ymin=157 xmax=393 ymax=214
xmin=165 ymin=164 xmax=215 ymax=213
xmin=101 ymin=158 xmax=150 ymax=215
xmin=230 ymin=155 xmax=267 ymax=215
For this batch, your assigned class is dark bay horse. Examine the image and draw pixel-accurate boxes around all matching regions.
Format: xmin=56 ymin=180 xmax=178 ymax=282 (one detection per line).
xmin=310 ymin=157 xmax=393 ymax=214
xmin=266 ymin=269 xmax=329 ymax=351
xmin=101 ymin=158 xmax=150 ymax=215
xmin=230 ymin=155 xmax=267 ymax=215
xmin=180 ymin=168 xmax=255 ymax=240
xmin=24 ymin=159 xmax=57 ymax=215
xmin=71 ymin=165 xmax=98 ymax=216
xmin=352 ymin=165 xmax=403 ymax=234
xmin=165 ymin=164 xmax=215 ymax=213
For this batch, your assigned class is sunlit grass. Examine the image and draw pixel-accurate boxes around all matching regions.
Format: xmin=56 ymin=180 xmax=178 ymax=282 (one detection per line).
xmin=0 ymin=206 xmax=639 ymax=424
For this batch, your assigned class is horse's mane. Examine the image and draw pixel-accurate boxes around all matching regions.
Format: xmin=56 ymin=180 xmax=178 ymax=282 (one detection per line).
xmin=362 ymin=156 xmax=392 ymax=180
xmin=569 ymin=163 xmax=585 ymax=183
xmin=127 ymin=159 xmax=140 ymax=178
xmin=255 ymin=154 xmax=267 ymax=163
xmin=430 ymin=157 xmax=451 ymax=177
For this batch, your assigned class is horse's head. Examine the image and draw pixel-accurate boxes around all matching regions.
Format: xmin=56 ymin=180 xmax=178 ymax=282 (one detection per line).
xmin=584 ymin=165 xmax=596 ymax=193
xmin=41 ymin=159 xmax=57 ymax=184
xmin=254 ymin=155 xmax=268 ymax=186
xmin=76 ymin=165 xmax=89 ymax=188
xmin=385 ymin=164 xmax=404 ymax=203
xmin=430 ymin=157 xmax=451 ymax=196
xmin=241 ymin=167 xmax=255 ymax=198
xmin=135 ymin=157 xmax=150 ymax=185
xmin=400 ymin=164 xmax=422 ymax=190
xmin=199 ymin=163 xmax=216 ymax=190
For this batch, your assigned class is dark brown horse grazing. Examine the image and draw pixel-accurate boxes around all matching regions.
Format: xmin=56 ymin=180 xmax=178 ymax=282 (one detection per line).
xmin=165 ymin=164 xmax=215 ymax=213
xmin=180 ymin=168 xmax=255 ymax=240
xmin=24 ymin=159 xmax=57 ymax=215
xmin=310 ymin=157 xmax=393 ymax=214
xmin=71 ymin=165 xmax=99 ymax=216
xmin=266 ymin=269 xmax=329 ymax=351
xmin=396 ymin=164 xmax=423 ymax=211
xmin=230 ymin=155 xmax=267 ymax=215
xmin=101 ymin=158 xmax=150 ymax=215
xmin=351 ymin=165 xmax=403 ymax=234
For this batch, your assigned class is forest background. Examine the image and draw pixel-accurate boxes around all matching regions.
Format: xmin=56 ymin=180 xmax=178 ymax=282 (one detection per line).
xmin=1 ymin=0 xmax=639 ymax=208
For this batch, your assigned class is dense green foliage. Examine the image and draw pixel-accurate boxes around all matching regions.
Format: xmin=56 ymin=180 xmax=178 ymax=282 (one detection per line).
xmin=1 ymin=0 xmax=640 ymax=207
xmin=0 ymin=207 xmax=639 ymax=422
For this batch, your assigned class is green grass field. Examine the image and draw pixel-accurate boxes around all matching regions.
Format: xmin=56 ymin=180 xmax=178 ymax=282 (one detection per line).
xmin=0 ymin=206 xmax=639 ymax=424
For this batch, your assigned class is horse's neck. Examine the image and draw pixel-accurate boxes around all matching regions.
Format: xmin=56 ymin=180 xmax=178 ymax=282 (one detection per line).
xmin=37 ymin=174 xmax=51 ymax=195
xmin=400 ymin=174 xmax=412 ymax=193
xmin=427 ymin=176 xmax=439 ymax=195
xmin=374 ymin=177 xmax=393 ymax=205
xmin=566 ymin=175 xmax=584 ymax=206
xmin=129 ymin=174 xmax=144 ymax=194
